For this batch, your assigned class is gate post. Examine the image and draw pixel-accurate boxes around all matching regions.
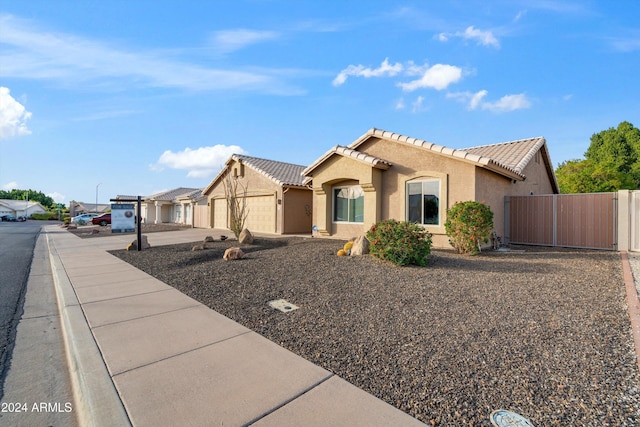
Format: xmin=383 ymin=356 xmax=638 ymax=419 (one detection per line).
xmin=504 ymin=196 xmax=510 ymax=245
xmin=618 ymin=190 xmax=630 ymax=252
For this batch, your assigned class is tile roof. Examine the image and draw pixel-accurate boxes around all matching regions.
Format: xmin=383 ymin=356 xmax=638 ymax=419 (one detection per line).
xmin=462 ymin=137 xmax=546 ymax=175
xmin=232 ymin=154 xmax=308 ymax=187
xmin=301 ymin=145 xmax=392 ymax=184
xmin=304 ymin=128 xmax=557 ymax=191
xmin=146 ymin=187 xmax=201 ymax=201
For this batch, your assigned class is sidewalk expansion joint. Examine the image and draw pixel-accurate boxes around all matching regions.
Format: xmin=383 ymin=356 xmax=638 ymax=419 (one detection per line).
xmin=80 ymin=288 xmax=183 ymax=306
xmin=243 ymin=373 xmax=335 ymax=426
xmin=90 ymin=303 xmax=204 ymax=329
xmin=111 ymin=330 xmax=254 ymax=377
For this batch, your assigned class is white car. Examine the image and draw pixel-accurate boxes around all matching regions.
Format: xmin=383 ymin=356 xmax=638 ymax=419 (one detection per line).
xmin=71 ymin=213 xmax=99 ymax=224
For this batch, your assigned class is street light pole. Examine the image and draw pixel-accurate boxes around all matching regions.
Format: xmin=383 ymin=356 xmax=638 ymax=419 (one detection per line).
xmin=96 ymin=183 xmax=102 ymax=213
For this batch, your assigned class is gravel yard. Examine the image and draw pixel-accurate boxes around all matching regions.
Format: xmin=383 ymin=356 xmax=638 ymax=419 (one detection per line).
xmin=110 ymin=237 xmax=640 ymax=426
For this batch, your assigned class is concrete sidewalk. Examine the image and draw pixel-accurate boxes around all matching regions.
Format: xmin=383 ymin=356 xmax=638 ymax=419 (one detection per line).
xmin=44 ymin=225 xmax=426 ymax=426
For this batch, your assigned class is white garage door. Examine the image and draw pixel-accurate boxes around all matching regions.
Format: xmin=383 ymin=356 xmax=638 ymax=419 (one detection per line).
xmin=244 ymin=195 xmax=276 ymax=233
xmin=212 ymin=198 xmax=227 ymax=229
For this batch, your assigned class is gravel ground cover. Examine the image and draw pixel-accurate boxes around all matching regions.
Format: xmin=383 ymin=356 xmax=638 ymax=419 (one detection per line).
xmin=110 ymin=238 xmax=640 ymax=426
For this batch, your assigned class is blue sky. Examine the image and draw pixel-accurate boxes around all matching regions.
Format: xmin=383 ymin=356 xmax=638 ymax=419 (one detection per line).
xmin=1 ymin=1 xmax=638 ymax=205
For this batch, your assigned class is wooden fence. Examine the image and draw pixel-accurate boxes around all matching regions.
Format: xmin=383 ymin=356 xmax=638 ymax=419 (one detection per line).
xmin=505 ymin=193 xmax=618 ymax=250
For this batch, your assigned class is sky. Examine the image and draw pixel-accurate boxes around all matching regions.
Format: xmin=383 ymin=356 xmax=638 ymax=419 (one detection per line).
xmin=1 ymin=0 xmax=639 ymax=206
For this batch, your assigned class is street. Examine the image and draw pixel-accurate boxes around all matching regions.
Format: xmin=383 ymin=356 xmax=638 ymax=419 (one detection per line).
xmin=0 ymin=220 xmax=41 ymax=398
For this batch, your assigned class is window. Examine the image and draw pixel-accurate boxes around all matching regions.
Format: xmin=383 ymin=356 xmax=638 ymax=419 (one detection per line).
xmin=333 ymin=186 xmax=364 ymax=223
xmin=407 ymin=179 xmax=440 ymax=225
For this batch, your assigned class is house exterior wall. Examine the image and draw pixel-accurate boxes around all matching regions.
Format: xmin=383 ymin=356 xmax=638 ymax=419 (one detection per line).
xmin=205 ymin=159 xmax=311 ymax=234
xmin=308 ymin=138 xmax=558 ymax=249
xmin=310 ymin=138 xmax=478 ymax=247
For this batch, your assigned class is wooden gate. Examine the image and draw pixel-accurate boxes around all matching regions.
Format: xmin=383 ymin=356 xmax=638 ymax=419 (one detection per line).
xmin=505 ymin=193 xmax=617 ymax=250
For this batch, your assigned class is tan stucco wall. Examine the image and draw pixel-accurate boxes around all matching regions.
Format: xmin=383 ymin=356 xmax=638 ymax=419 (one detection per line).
xmin=204 ymin=159 xmax=311 ymax=234
xmin=308 ymin=138 xmax=557 ymax=249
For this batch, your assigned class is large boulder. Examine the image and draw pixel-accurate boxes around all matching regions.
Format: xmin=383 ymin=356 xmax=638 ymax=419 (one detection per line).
xmin=238 ymin=228 xmax=254 ymax=244
xmin=223 ymin=247 xmax=245 ymax=261
xmin=350 ymin=235 xmax=370 ymax=256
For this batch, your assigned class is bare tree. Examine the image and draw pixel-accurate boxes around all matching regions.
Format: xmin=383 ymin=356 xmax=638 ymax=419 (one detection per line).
xmin=222 ymin=172 xmax=249 ymax=238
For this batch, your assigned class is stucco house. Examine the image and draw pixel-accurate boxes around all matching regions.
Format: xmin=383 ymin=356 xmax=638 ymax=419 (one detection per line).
xmin=203 ymin=154 xmax=312 ymax=234
xmin=0 ymin=199 xmax=47 ymax=218
xmin=136 ymin=187 xmax=204 ymax=226
xmin=302 ymin=128 xmax=559 ymax=248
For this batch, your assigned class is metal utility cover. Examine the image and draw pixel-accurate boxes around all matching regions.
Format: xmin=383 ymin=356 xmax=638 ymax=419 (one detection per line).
xmin=489 ymin=410 xmax=534 ymax=427
xmin=268 ymin=299 xmax=299 ymax=313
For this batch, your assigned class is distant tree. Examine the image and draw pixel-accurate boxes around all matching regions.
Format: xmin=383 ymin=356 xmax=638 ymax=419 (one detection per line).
xmin=555 ymin=121 xmax=640 ymax=193
xmin=0 ymin=189 xmax=56 ymax=209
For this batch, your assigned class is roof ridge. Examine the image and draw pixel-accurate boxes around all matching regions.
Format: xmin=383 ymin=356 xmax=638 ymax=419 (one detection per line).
xmin=462 ymin=136 xmax=544 ymax=151
xmin=233 ymin=153 xmax=307 ymax=169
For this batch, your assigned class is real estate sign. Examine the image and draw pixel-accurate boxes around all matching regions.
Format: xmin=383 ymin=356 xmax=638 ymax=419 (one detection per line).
xmin=111 ymin=203 xmax=135 ymax=233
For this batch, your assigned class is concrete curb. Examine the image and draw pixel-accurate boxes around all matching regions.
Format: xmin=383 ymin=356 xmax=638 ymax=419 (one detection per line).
xmin=46 ymin=232 xmax=132 ymax=427
xmin=621 ymin=252 xmax=640 ymax=373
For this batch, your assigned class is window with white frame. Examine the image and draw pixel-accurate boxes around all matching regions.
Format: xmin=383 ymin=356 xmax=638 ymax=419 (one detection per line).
xmin=407 ymin=179 xmax=440 ymax=225
xmin=333 ymin=186 xmax=364 ymax=223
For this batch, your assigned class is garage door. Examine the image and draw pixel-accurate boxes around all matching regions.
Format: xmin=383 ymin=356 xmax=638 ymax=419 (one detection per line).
xmin=244 ymin=195 xmax=276 ymax=233
xmin=212 ymin=198 xmax=227 ymax=229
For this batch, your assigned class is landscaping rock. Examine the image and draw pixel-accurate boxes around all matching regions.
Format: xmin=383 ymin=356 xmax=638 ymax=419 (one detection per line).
xmin=239 ymin=228 xmax=254 ymax=244
xmin=204 ymin=235 xmax=215 ymax=242
xmin=350 ymin=235 xmax=370 ymax=256
xmin=130 ymin=235 xmax=151 ymax=250
xmin=223 ymin=247 xmax=245 ymax=260
xmin=191 ymin=243 xmax=206 ymax=251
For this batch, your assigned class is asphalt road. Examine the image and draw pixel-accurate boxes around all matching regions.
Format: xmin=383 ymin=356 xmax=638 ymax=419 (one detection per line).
xmin=0 ymin=220 xmax=41 ymax=398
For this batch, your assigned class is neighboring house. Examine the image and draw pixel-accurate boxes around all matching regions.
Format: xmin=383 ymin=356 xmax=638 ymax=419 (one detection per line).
xmin=0 ymin=199 xmax=48 ymax=218
xmin=137 ymin=188 xmax=202 ymax=226
xmin=302 ymin=128 xmax=559 ymax=248
xmin=203 ymin=154 xmax=312 ymax=234
xmin=69 ymin=200 xmax=110 ymax=217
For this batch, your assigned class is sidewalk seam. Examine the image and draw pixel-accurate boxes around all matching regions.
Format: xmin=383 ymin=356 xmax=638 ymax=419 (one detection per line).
xmin=111 ymin=330 xmax=254 ymax=377
xmin=46 ymin=231 xmax=132 ymax=427
xmin=244 ymin=373 xmax=335 ymax=426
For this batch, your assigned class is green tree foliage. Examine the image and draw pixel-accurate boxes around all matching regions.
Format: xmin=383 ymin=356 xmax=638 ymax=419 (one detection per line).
xmin=555 ymin=121 xmax=640 ymax=193
xmin=0 ymin=189 xmax=55 ymax=209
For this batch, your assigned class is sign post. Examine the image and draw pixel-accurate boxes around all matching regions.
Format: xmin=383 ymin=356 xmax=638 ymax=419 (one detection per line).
xmin=109 ymin=196 xmax=143 ymax=251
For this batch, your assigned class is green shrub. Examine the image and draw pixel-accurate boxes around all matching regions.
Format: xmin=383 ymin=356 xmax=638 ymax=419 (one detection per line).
xmin=366 ymin=219 xmax=432 ymax=266
xmin=31 ymin=212 xmax=58 ymax=220
xmin=444 ymin=201 xmax=494 ymax=255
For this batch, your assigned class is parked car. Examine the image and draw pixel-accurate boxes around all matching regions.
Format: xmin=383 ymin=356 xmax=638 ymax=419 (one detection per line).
xmin=1 ymin=214 xmax=16 ymax=221
xmin=16 ymin=215 xmax=26 ymax=221
xmin=71 ymin=213 xmax=99 ymax=224
xmin=91 ymin=213 xmax=111 ymax=226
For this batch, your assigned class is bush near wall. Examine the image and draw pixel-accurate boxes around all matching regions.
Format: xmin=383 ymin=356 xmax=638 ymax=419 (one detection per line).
xmin=31 ymin=212 xmax=59 ymax=220
xmin=366 ymin=219 xmax=432 ymax=266
xmin=444 ymin=201 xmax=494 ymax=255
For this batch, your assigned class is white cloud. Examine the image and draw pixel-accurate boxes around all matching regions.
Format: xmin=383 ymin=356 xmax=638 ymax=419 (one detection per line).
xmin=211 ymin=29 xmax=280 ymax=54
xmin=0 ymin=14 xmax=300 ymax=95
xmin=153 ymin=145 xmax=246 ymax=178
xmin=411 ymin=96 xmax=425 ymax=113
xmin=484 ymin=93 xmax=531 ymax=112
xmin=397 ymin=64 xmax=462 ymax=91
xmin=47 ymin=191 xmax=66 ymax=203
xmin=447 ymin=90 xmax=531 ymax=112
xmin=436 ymin=25 xmax=500 ymax=48
xmin=2 ymin=181 xmax=18 ymax=190
xmin=395 ymin=98 xmax=405 ymax=110
xmin=0 ymin=87 xmax=32 ymax=139
xmin=332 ymin=58 xmax=403 ymax=86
